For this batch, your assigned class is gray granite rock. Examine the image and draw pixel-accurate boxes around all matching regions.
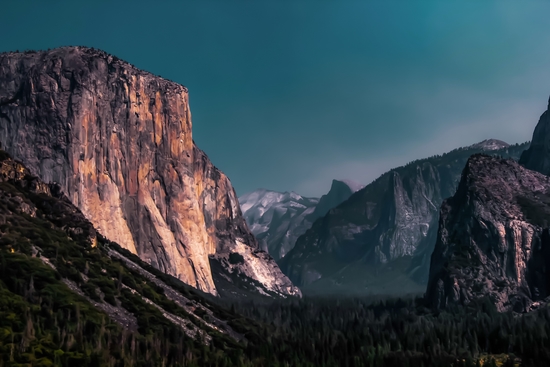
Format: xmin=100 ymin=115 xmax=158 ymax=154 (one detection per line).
xmin=426 ymin=155 xmax=550 ymax=312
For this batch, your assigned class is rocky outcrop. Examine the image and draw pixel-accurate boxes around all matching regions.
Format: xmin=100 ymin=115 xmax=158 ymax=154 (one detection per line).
xmin=0 ymin=47 xmax=299 ymax=297
xmin=279 ymin=142 xmax=528 ymax=295
xmin=520 ymin=98 xmax=550 ymax=175
xmin=426 ymin=155 xmax=550 ymax=312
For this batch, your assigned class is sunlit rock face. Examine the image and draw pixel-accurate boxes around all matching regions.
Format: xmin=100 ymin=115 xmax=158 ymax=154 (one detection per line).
xmin=426 ymin=155 xmax=550 ymax=312
xmin=0 ymin=47 xmax=300 ymax=297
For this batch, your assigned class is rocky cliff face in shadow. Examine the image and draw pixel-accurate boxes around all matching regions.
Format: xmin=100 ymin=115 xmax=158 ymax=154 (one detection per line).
xmin=426 ymin=155 xmax=550 ymax=312
xmin=520 ymin=98 xmax=550 ymax=175
xmin=279 ymin=141 xmax=527 ymax=295
xmin=0 ymin=47 xmax=300 ymax=297
xmin=308 ymin=179 xmax=364 ymax=221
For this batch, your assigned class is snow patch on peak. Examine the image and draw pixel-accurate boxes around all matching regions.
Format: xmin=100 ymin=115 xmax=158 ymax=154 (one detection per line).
xmin=284 ymin=191 xmax=303 ymax=201
xmin=468 ymin=139 xmax=510 ymax=151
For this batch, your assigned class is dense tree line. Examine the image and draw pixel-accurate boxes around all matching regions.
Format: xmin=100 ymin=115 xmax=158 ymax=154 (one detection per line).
xmin=225 ymin=296 xmax=548 ymax=366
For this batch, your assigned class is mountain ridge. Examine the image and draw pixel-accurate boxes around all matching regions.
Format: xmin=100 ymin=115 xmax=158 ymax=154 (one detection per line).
xmin=426 ymin=99 xmax=550 ymax=312
xmin=426 ymin=154 xmax=550 ymax=312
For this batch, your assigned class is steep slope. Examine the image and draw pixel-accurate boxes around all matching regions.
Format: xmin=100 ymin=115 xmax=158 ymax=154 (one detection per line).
xmin=279 ymin=141 xmax=528 ymax=295
xmin=426 ymin=155 xmax=550 ymax=312
xmin=239 ymin=180 xmax=362 ymax=260
xmin=0 ymin=47 xmax=299 ymax=297
xmin=0 ymin=149 xmax=260 ymax=365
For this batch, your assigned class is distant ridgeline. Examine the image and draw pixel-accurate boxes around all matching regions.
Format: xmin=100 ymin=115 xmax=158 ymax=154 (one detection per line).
xmin=239 ymin=179 xmax=363 ymax=261
xmin=279 ymin=140 xmax=529 ymax=296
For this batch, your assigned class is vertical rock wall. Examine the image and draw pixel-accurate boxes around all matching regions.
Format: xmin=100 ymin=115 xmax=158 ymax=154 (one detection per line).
xmin=0 ymin=47 xmax=299 ymax=297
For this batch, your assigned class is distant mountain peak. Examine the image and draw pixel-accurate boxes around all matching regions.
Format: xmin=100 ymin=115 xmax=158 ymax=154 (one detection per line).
xmin=334 ymin=179 xmax=364 ymax=193
xmin=238 ymin=189 xmax=320 ymax=259
xmin=468 ymin=139 xmax=510 ymax=151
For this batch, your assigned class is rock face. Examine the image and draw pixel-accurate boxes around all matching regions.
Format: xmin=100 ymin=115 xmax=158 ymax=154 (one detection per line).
xmin=0 ymin=47 xmax=300 ymax=297
xmin=279 ymin=142 xmax=528 ymax=295
xmin=239 ymin=180 xmax=362 ymax=260
xmin=426 ymin=155 xmax=550 ymax=312
xmin=520 ymin=99 xmax=550 ymax=175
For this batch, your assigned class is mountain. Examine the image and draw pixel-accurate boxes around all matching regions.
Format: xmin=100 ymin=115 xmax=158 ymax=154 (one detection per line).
xmin=425 ymin=155 xmax=550 ymax=312
xmin=279 ymin=141 xmax=528 ymax=296
xmin=0 ymin=47 xmax=299 ymax=298
xmin=239 ymin=190 xmax=319 ymax=260
xmin=427 ymin=100 xmax=550 ymax=313
xmin=309 ymin=179 xmax=364 ymax=220
xmin=239 ymin=179 xmax=363 ymax=260
xmin=468 ymin=138 xmax=510 ymax=151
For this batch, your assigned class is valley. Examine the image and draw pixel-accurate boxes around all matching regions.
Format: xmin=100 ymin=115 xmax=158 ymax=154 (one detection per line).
xmin=1 ymin=45 xmax=550 ymax=366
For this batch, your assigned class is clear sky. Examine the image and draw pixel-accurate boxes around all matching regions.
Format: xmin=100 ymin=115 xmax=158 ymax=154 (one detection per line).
xmin=2 ymin=1 xmax=550 ymax=197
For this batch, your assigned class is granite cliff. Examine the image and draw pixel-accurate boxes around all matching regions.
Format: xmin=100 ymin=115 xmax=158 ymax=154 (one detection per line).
xmin=426 ymin=100 xmax=550 ymax=312
xmin=426 ymin=155 xmax=550 ymax=312
xmin=279 ymin=141 xmax=527 ymax=295
xmin=0 ymin=47 xmax=299 ymax=297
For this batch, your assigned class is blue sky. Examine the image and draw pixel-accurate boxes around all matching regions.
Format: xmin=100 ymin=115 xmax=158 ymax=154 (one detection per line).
xmin=2 ymin=1 xmax=550 ymax=196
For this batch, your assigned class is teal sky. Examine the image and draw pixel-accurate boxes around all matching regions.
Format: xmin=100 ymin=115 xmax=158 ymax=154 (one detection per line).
xmin=2 ymin=1 xmax=550 ymax=196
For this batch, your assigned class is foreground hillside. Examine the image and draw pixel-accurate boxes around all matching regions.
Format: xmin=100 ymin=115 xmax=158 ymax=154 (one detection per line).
xmin=0 ymin=149 xmax=266 ymax=366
